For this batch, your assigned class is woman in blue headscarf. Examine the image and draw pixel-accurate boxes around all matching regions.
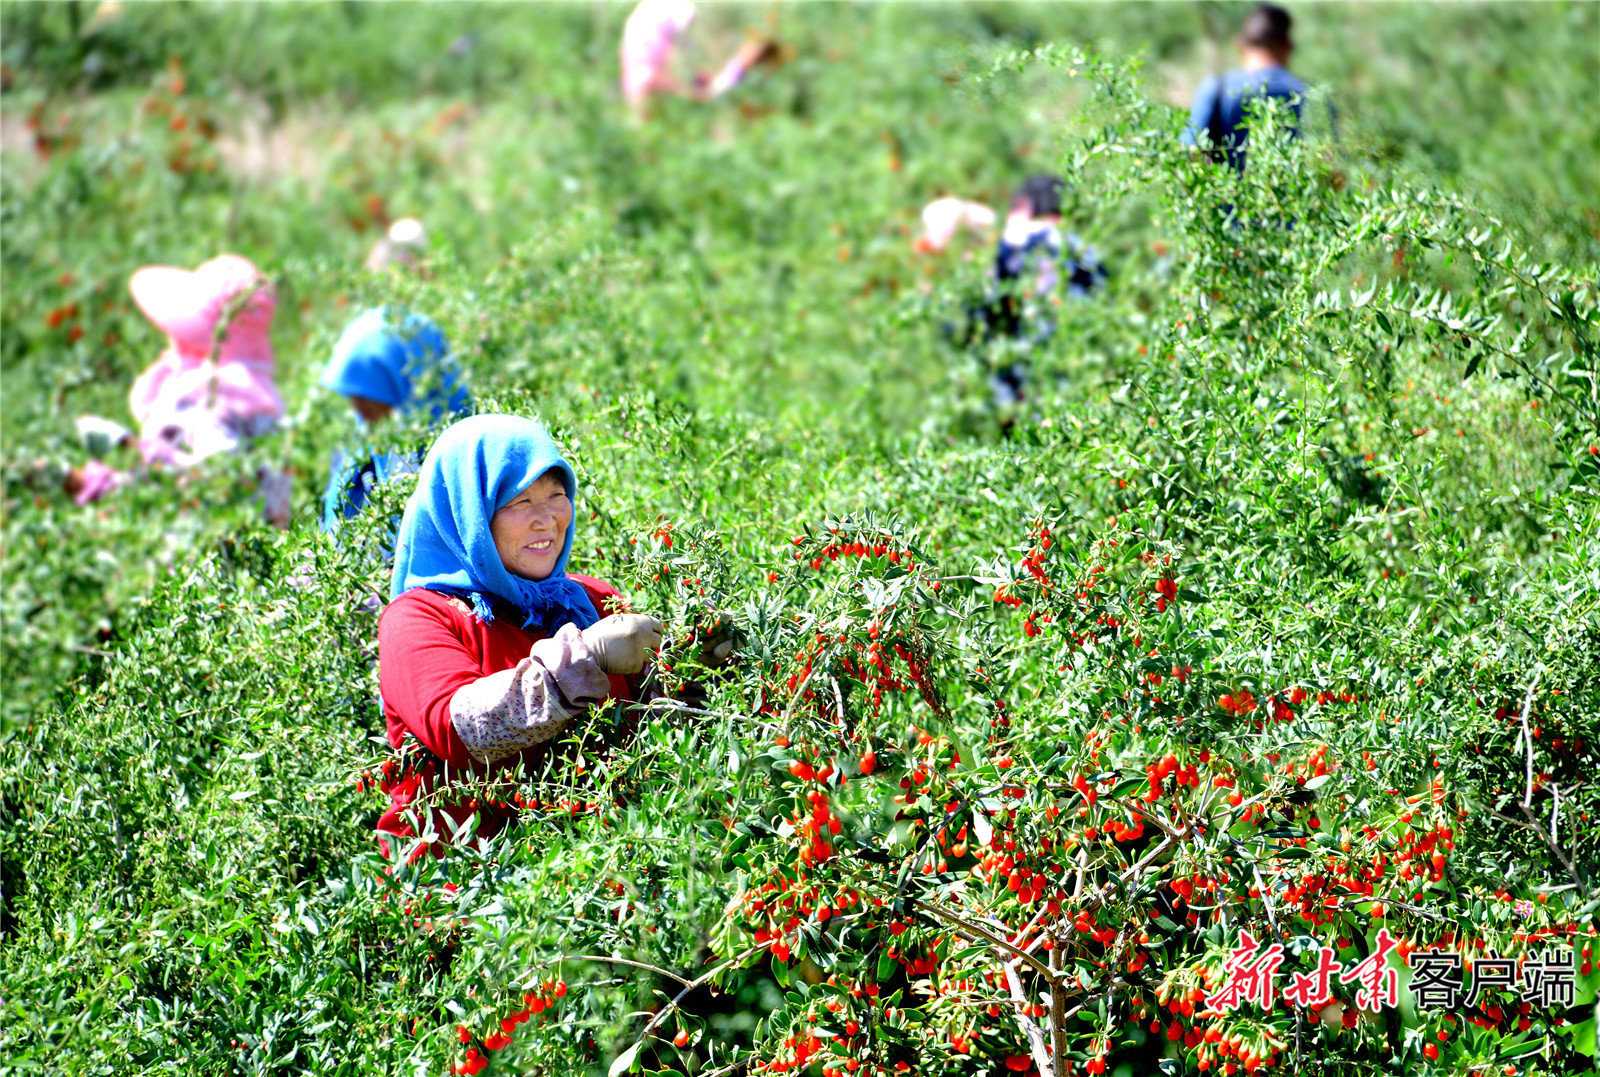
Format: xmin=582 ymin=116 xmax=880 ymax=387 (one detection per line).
xmin=374 ymin=414 xmax=662 ymax=857
xmin=319 ymin=307 xmax=472 ymax=531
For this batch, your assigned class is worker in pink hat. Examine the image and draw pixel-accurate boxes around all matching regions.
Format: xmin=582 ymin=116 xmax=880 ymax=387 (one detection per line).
xmin=620 ymin=0 xmax=778 ymax=116
xmin=127 ymin=254 xmax=284 ymax=468
xmin=621 ymin=0 xmax=697 ymax=111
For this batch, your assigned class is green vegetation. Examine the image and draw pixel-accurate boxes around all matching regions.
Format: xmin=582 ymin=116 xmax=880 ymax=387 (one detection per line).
xmin=2 ymin=4 xmax=1597 ymax=1076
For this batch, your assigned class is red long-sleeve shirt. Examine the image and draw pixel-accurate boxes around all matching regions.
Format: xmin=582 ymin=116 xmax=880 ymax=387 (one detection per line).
xmin=375 ymin=577 xmax=631 ymax=855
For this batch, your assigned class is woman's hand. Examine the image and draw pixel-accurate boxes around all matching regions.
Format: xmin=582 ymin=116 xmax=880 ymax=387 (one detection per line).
xmin=581 ymin=614 xmax=664 ymax=675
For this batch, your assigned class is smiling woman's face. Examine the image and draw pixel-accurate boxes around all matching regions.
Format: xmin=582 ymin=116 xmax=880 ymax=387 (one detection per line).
xmin=490 ymin=470 xmax=572 ymax=581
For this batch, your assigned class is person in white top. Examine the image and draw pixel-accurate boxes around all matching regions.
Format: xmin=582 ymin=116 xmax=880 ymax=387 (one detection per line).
xmin=365 ymin=218 xmax=428 ymax=272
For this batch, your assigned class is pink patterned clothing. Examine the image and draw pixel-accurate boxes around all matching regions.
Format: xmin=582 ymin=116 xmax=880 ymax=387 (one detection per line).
xmin=68 ymin=459 xmax=127 ymax=506
xmin=128 ymin=255 xmax=283 ymax=466
xmin=621 ymin=0 xmax=696 ymax=106
xmin=129 ymin=351 xmax=283 ymax=428
xmin=131 ymin=351 xmax=285 ymax=465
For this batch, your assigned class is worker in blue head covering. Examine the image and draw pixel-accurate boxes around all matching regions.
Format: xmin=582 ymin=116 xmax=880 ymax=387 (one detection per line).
xmin=374 ymin=413 xmax=663 ymax=854
xmin=320 ymin=307 xmax=472 ymax=532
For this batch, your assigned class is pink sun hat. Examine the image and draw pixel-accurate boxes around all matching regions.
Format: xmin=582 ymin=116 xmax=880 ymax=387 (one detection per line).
xmin=129 ymin=254 xmax=277 ymax=363
xmin=127 ymin=254 xmax=283 ymax=461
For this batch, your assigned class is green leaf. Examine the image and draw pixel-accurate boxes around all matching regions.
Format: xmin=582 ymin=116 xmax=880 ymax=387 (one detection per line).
xmin=609 ymin=1043 xmax=642 ymax=1077
xmin=1573 ymin=1016 xmax=1596 ymax=1057
xmin=1110 ymin=778 xmax=1145 ymax=799
xmin=876 ymin=950 xmax=896 ymax=982
xmin=964 ymin=812 xmax=992 ymax=853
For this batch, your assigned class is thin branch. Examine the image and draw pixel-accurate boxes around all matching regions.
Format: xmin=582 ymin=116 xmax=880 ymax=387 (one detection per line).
xmin=1489 ymin=803 xmax=1586 ymax=894
xmin=1075 ymin=836 xmax=1177 ymax=917
xmin=1106 ymin=794 xmax=1184 ymax=839
xmin=629 ymin=698 xmax=750 ymax=722
xmin=1009 ymin=903 xmax=1055 ymax=958
xmin=548 ymin=954 xmax=694 ymax=991
xmin=777 ymin=663 xmax=817 ymax=728
xmin=1251 ymin=859 xmax=1281 ymax=940
xmin=1351 ymin=897 xmax=1451 ymax=924
xmin=620 ymin=940 xmax=772 ymax=1062
xmin=1549 ymin=783 xmax=1561 ymax=847
xmin=911 ymin=897 xmax=1058 ymax=980
xmin=1049 ymin=945 xmax=1068 ymax=1077
xmin=1004 ymin=962 xmax=1055 ymax=1077
xmin=1516 ymin=670 xmax=1541 ymax=810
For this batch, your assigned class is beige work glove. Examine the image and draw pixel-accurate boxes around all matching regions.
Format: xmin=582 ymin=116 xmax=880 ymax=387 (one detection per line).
xmin=581 ymin=614 xmax=664 ymax=675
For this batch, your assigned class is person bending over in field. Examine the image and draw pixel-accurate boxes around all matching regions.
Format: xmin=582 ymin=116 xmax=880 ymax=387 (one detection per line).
xmin=319 ymin=307 xmax=471 ymax=533
xmin=1182 ymin=3 xmax=1309 ymax=172
xmin=620 ymin=0 xmax=779 ymax=117
xmin=126 ymin=253 xmax=291 ymax=524
xmin=374 ymin=414 xmax=663 ymax=860
xmin=129 ymin=254 xmax=283 ymax=464
xmin=364 ymin=217 xmax=429 ymax=273
xmin=965 ymin=174 xmax=1105 ymax=418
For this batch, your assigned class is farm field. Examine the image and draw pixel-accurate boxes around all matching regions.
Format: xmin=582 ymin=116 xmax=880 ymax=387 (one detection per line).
xmin=1 ymin=3 xmax=1598 ymax=1076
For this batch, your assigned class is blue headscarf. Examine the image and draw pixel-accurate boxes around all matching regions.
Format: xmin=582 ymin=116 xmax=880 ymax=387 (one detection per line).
xmin=320 ymin=307 xmax=470 ymax=423
xmin=390 ymin=414 xmax=600 ymax=634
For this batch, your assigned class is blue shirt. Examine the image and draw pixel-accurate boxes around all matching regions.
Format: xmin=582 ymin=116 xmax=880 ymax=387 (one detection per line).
xmin=1182 ymin=66 xmax=1308 ymax=171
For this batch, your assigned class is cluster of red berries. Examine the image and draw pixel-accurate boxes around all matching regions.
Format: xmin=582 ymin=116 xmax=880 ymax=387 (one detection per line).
xmin=789 ymin=785 xmax=841 ymax=866
xmin=451 ymin=981 xmax=567 ymax=1072
xmin=1144 ymin=750 xmax=1205 ymax=800
xmin=1018 ymin=522 xmax=1056 ymax=589
xmin=791 ymin=530 xmax=921 ymax=576
xmin=771 ymin=974 xmax=903 ymax=1076
xmin=352 ymin=756 xmax=405 ymax=793
xmin=762 ymin=615 xmax=942 ymax=725
xmin=1190 ymin=1024 xmax=1284 ymax=1073
xmin=1214 ymin=686 xmax=1328 ymax=729
xmin=43 ymin=288 xmax=87 ymax=344
xmin=743 ymin=867 xmax=879 ymax=961
xmin=22 ymin=102 xmax=79 ymax=160
xmin=1217 ymin=690 xmax=1258 ymax=715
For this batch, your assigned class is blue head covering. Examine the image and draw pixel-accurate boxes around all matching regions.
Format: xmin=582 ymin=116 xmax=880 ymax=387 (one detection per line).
xmin=321 ymin=307 xmax=470 ymax=423
xmin=390 ymin=414 xmax=600 ymax=634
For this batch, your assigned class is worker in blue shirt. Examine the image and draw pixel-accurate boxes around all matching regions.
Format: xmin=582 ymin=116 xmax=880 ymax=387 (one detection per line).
xmin=1182 ymin=4 xmax=1308 ymax=172
xmin=319 ymin=307 xmax=471 ymax=534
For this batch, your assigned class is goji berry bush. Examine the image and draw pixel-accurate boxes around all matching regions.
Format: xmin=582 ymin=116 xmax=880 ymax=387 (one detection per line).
xmin=2 ymin=4 xmax=1598 ymax=1077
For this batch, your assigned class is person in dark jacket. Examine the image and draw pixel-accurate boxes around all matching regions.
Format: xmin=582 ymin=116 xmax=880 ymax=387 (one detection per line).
xmin=1181 ymin=4 xmax=1309 ymax=172
xmin=967 ymin=174 xmax=1105 ymax=415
